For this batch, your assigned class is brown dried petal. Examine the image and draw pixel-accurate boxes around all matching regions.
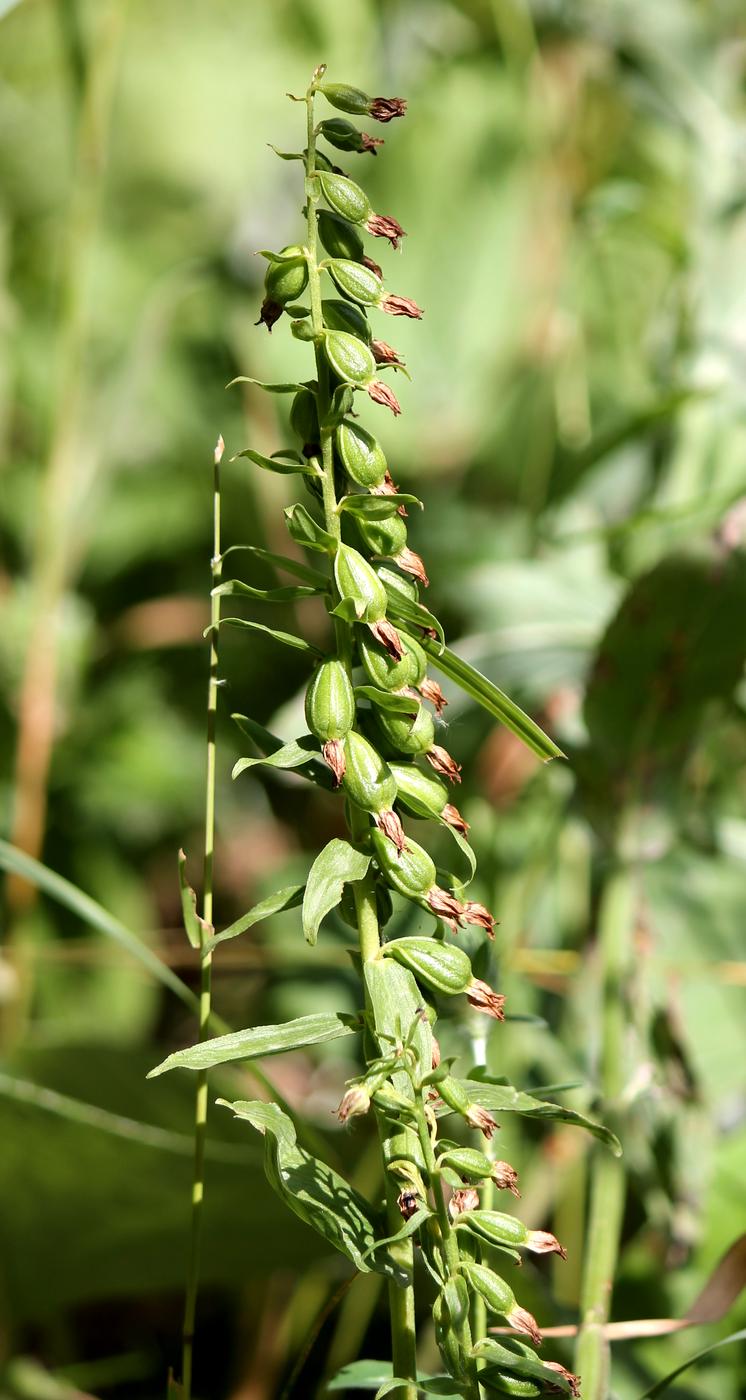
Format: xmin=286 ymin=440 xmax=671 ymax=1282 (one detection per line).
xmin=374 ymin=807 xmax=407 ymax=854
xmin=466 ymin=978 xmax=505 ymax=1021
xmin=372 ymin=470 xmax=407 ymax=515
xmin=396 ymin=547 xmax=429 ymax=587
xmin=545 ymin=1364 xmax=581 ymax=1398
xmin=492 ymin=1160 xmax=520 ymax=1197
xmin=381 ymin=293 xmax=423 ymax=319
xmin=441 ymin=802 xmax=469 ymax=835
xmin=362 ymin=254 xmax=383 ymax=278
xmin=431 ymin=1036 xmax=442 ymax=1070
xmin=464 ymin=900 xmax=497 ymax=940
xmin=366 ymin=212 xmax=406 ymax=248
xmin=418 ymin=678 xmax=447 ymax=713
xmin=322 ymin=738 xmax=346 ymax=788
xmin=256 ymin=298 xmax=283 ymax=331
xmin=508 ymin=1304 xmax=542 ymax=1348
xmin=361 ymin=132 xmax=384 ymax=154
xmin=367 ymin=379 xmax=401 ymax=415
xmin=371 ymin=338 xmax=404 ymax=367
xmin=448 ymin=1186 xmax=480 ymax=1219
xmin=397 ymin=1189 xmax=419 ymax=1220
xmin=337 ymin=1086 xmax=371 ymax=1122
xmin=527 ymin=1231 xmax=567 ymax=1260
xmin=465 ymin=1105 xmax=498 ymax=1139
xmin=369 ymin=619 xmax=404 ymax=660
xmin=369 ymin=97 xmax=408 ymax=122
xmin=426 ymin=745 xmax=462 ymax=783
xmin=426 ymin=885 xmax=466 ymax=933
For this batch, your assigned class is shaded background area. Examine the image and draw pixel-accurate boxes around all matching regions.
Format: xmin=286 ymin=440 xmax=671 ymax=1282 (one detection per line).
xmin=1 ymin=1 xmax=745 ymax=1396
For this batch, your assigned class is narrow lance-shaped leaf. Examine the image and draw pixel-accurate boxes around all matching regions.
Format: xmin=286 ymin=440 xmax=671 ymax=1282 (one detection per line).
xmin=227 ymin=376 xmax=305 ymax=393
xmin=210 ymin=617 xmax=322 ymax=656
xmin=220 ymin=544 xmax=329 ymax=587
xmin=213 ymin=579 xmax=324 ymax=603
xmin=421 ymin=639 xmax=565 ymax=763
xmin=178 ymin=848 xmax=205 ymax=950
xmin=339 ymin=493 xmax=422 ymax=518
xmin=354 ymin=685 xmax=419 ymax=717
xmin=148 ymin=1011 xmax=357 ymax=1077
xmin=302 ymin=838 xmax=372 ymax=945
xmin=204 ymin=884 xmax=305 ymax=953
xmin=232 ymin=446 xmax=320 ymax=477
xmin=450 ymin=1077 xmax=621 ymax=1154
xmin=218 ymin=1099 xmax=406 ymax=1283
xmin=384 ymin=589 xmax=445 ymax=647
xmin=232 ymin=713 xmax=334 ymax=791
xmin=285 ymin=502 xmax=337 ymax=554
xmin=232 ymin=734 xmax=320 ymax=780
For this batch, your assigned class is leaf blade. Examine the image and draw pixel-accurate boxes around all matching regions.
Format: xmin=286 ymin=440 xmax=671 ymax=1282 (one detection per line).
xmin=421 ymin=641 xmax=564 ymax=762
xmin=148 ymin=1012 xmax=357 ymax=1077
xmin=302 ymin=838 xmax=372 ymax=946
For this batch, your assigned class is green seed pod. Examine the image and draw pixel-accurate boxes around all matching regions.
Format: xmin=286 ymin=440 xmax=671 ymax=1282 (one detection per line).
xmin=382 ymin=936 xmax=473 ymax=995
xmin=305 ymin=659 xmax=355 ymax=743
xmin=376 ymin=703 xmax=436 ymax=756
xmin=323 ymin=297 xmax=371 ymax=342
xmin=334 ymin=543 xmax=388 ymax=622
xmin=323 ymin=329 xmax=376 ymax=386
xmin=433 ymin=1291 xmax=467 ymax=1382
xmin=453 ymin=1210 xmax=528 ymax=1250
xmin=458 ymin=1260 xmax=515 ymax=1317
xmin=328 ymin=258 xmax=383 ymax=307
xmin=371 ymin=829 xmax=436 ymax=899
xmin=438 ymin=1146 xmax=494 ymax=1183
xmin=355 ymin=509 xmax=409 ymax=558
xmin=290 ymin=387 xmax=320 ymax=447
xmin=318 ymin=117 xmax=381 ymax=155
xmin=339 ymin=879 xmax=393 ymax=930
xmin=481 ymin=1372 xmax=541 ymax=1398
xmin=336 ymin=418 xmax=387 ymax=488
xmin=359 ymin=629 xmax=426 ymax=691
xmin=317 ymin=170 xmax=371 ymax=225
xmin=377 ymin=564 xmax=420 ymax=604
xmin=265 ymin=245 xmax=308 ymax=306
xmin=389 ymin=763 xmax=448 ymax=819
xmin=342 ymin=730 xmax=397 ymax=814
xmin=437 ymin=1077 xmax=475 ymax=1117
xmin=319 ymin=83 xmax=371 ymax=116
xmin=318 ymin=210 xmax=365 ymax=262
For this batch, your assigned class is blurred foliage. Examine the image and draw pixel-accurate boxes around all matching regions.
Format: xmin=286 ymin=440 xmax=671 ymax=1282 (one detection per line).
xmin=0 ymin=0 xmax=745 ymax=1397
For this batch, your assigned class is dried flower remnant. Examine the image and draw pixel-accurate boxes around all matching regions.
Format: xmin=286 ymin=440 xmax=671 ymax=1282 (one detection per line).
xmin=382 ymin=293 xmax=423 ymax=319
xmin=369 ymin=97 xmax=408 ymax=122
xmin=367 ymin=379 xmax=402 ymax=414
xmin=366 ymin=212 xmax=406 ymax=247
xmin=427 ymin=744 xmax=462 ymax=783
xmin=449 ymin=1187 xmax=481 ymax=1220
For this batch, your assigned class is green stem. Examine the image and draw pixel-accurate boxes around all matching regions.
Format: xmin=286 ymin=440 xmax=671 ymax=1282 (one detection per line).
xmin=304 ymin=75 xmax=418 ymax=1400
xmin=181 ymin=437 xmax=223 ymax=1400
xmin=574 ymin=865 xmax=633 ymax=1399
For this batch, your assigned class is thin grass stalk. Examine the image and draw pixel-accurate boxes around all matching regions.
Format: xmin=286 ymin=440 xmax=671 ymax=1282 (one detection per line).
xmin=181 ymin=436 xmax=224 ymax=1400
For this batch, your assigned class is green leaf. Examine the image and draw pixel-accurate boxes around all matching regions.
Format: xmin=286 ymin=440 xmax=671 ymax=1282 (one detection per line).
xmin=232 ymin=445 xmax=320 ymax=477
xmin=214 ymin=617 xmax=322 ymax=656
xmin=327 ymin=1364 xmax=459 ymax=1397
xmin=360 ymin=1206 xmax=432 ymax=1262
xmin=148 ymin=1011 xmax=356 ymax=1077
xmin=453 ymin=1078 xmax=621 ymax=1154
xmin=232 ymin=714 xmax=334 ymax=791
xmin=177 ymin=848 xmax=206 ymax=950
xmin=218 ymin=1099 xmax=404 ymax=1281
xmin=636 ymin=1327 xmax=746 ymax=1399
xmin=445 ymin=824 xmax=477 ymax=884
xmin=338 ymin=494 xmax=422 ymax=518
xmin=213 ymin=579 xmax=324 ymax=603
xmin=232 ymin=734 xmax=320 ymax=780
xmin=302 ymin=838 xmax=372 ymax=945
xmin=203 ymin=884 xmax=305 ymax=952
xmin=472 ymin=1340 xmax=577 ymax=1394
xmin=354 ymin=685 xmax=419 ymax=717
xmin=421 ymin=641 xmax=564 ymax=763
xmin=220 ymin=544 xmax=329 ymax=587
xmin=227 ymin=376 xmax=304 ymax=393
xmin=0 ymin=839 xmax=192 ymax=1012
xmin=285 ymin=502 xmax=337 ymax=554
xmin=384 ymin=590 xmax=445 ymax=648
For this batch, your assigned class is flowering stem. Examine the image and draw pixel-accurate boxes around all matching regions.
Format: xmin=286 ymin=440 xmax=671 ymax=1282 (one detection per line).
xmin=304 ymin=77 xmax=418 ymax=1400
xmin=574 ymin=865 xmax=633 ymax=1398
xmin=181 ymin=435 xmax=223 ymax=1400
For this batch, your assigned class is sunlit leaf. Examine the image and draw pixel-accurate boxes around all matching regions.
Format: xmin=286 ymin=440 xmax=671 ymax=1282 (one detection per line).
xmin=338 ymin=494 xmax=422 ymax=518
xmin=213 ymin=579 xmax=324 ymax=603
xmin=453 ymin=1076 xmax=620 ymax=1154
xmin=148 ymin=1011 xmax=357 ymax=1077
xmin=302 ymin=838 xmax=372 ymax=946
xmin=204 ymin=884 xmax=305 ymax=952
xmin=232 ymin=446 xmax=319 ymax=477
xmin=421 ymin=641 xmax=564 ymax=762
xmin=212 ymin=617 xmax=321 ymax=656
xmin=232 ymin=734 xmax=320 ymax=780
xmin=285 ymin=502 xmax=337 ymax=554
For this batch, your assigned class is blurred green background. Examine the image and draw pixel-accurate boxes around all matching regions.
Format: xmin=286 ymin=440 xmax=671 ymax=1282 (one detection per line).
xmin=1 ymin=0 xmax=745 ymax=1396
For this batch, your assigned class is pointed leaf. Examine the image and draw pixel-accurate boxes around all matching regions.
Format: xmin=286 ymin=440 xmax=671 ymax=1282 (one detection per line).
xmin=218 ymin=1099 xmax=405 ymax=1281
xmin=204 ymin=884 xmax=305 ymax=952
xmin=302 ymin=839 xmax=372 ymax=945
xmin=339 ymin=494 xmax=422 ymax=518
xmin=232 ymin=734 xmax=320 ymax=779
xmin=232 ymin=713 xmax=334 ymax=791
xmin=220 ymin=544 xmax=328 ymax=587
xmin=453 ymin=1078 xmax=621 ymax=1154
xmin=637 ymin=1327 xmax=746 ymax=1399
xmin=285 ymin=502 xmax=337 ymax=554
xmin=472 ymin=1340 xmax=577 ymax=1394
xmin=213 ymin=579 xmax=324 ymax=603
xmin=384 ymin=591 xmax=445 ymax=647
xmin=178 ymin=848 xmax=206 ymax=950
xmin=232 ymin=446 xmax=320 ymax=478
xmin=421 ymin=640 xmax=564 ymax=762
xmin=213 ymin=617 xmax=322 ymax=656
xmin=148 ymin=1011 xmax=356 ymax=1077
xmin=227 ymin=376 xmax=304 ymax=393
xmin=360 ymin=1206 xmax=432 ymax=1262
xmin=354 ymin=685 xmax=419 ymax=717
